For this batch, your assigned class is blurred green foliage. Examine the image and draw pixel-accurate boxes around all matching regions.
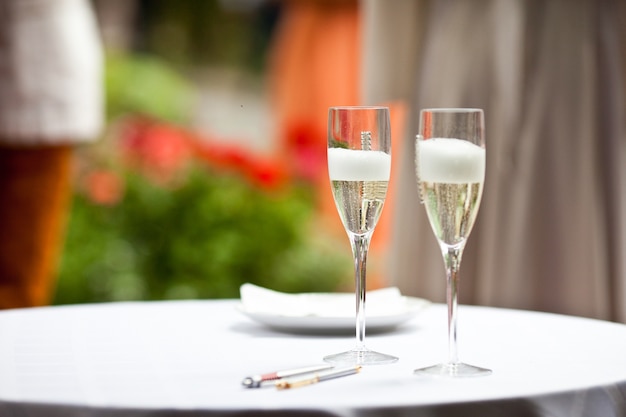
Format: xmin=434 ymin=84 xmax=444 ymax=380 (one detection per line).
xmin=134 ymin=0 xmax=278 ymax=72
xmin=56 ymin=167 xmax=350 ymax=304
xmin=105 ymin=52 xmax=195 ymax=124
xmin=54 ymin=52 xmax=350 ymax=304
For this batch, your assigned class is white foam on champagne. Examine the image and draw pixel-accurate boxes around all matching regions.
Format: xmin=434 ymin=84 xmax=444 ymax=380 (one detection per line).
xmin=418 ymin=138 xmax=485 ymax=183
xmin=328 ymin=148 xmax=391 ymax=181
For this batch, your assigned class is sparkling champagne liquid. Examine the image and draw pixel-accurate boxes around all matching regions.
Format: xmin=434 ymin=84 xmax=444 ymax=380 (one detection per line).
xmin=331 ymin=180 xmax=388 ymax=235
xmin=420 ymin=181 xmax=483 ymax=246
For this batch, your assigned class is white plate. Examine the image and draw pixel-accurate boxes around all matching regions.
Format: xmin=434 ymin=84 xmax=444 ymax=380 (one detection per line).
xmin=236 ymin=296 xmax=430 ymax=335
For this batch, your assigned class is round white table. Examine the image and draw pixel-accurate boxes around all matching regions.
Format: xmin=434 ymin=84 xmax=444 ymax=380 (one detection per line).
xmin=0 ymin=299 xmax=625 ymax=416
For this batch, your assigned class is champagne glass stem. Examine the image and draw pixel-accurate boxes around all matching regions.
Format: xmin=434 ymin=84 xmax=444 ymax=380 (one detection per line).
xmin=442 ymin=244 xmax=463 ymax=365
xmin=351 ymin=233 xmax=371 ymax=351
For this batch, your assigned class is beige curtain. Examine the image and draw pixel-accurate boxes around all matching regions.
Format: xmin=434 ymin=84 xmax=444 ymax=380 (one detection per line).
xmin=361 ymin=0 xmax=626 ymax=323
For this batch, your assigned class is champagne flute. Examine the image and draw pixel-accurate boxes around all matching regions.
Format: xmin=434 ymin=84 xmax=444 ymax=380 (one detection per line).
xmin=324 ymin=106 xmax=398 ymax=365
xmin=414 ymin=108 xmax=491 ymax=377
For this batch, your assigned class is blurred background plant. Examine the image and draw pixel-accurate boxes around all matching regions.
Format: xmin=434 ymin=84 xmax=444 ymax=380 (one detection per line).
xmin=54 ymin=2 xmax=353 ymax=305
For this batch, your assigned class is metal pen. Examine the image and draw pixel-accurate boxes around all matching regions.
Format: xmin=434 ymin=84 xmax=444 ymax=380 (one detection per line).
xmin=275 ymin=365 xmax=362 ymax=390
xmin=242 ymin=364 xmax=334 ymax=388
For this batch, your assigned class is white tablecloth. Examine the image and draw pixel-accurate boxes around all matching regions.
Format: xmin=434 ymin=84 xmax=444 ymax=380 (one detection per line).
xmin=0 ymin=299 xmax=625 ymax=416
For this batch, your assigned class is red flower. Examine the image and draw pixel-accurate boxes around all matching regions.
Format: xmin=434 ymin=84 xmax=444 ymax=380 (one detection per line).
xmin=191 ymin=140 xmax=289 ymax=190
xmin=84 ymin=170 xmax=124 ymax=206
xmin=283 ymin=121 xmax=326 ymax=182
xmin=244 ymin=156 xmax=288 ymax=189
xmin=120 ymin=118 xmax=193 ymax=184
xmin=116 ymin=117 xmax=291 ymax=190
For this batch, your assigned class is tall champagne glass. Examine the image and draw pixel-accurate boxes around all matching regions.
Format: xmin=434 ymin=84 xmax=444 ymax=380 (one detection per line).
xmin=324 ymin=106 xmax=398 ymax=365
xmin=414 ymin=108 xmax=491 ymax=377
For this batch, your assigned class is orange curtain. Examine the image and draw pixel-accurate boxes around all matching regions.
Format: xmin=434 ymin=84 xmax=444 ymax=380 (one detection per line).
xmin=268 ymin=0 xmax=405 ymax=289
xmin=269 ymin=0 xmax=361 ymax=226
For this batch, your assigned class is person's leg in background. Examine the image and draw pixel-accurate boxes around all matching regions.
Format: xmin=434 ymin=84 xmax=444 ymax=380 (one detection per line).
xmin=0 ymin=145 xmax=73 ymax=308
xmin=0 ymin=0 xmax=103 ymax=309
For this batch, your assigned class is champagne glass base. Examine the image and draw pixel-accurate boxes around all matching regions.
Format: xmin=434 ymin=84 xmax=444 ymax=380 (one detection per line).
xmin=414 ymin=362 xmax=491 ymax=377
xmin=324 ymin=348 xmax=398 ymax=366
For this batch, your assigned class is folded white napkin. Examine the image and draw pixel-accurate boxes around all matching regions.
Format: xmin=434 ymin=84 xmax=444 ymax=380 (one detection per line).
xmin=239 ymin=283 xmax=408 ymax=318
